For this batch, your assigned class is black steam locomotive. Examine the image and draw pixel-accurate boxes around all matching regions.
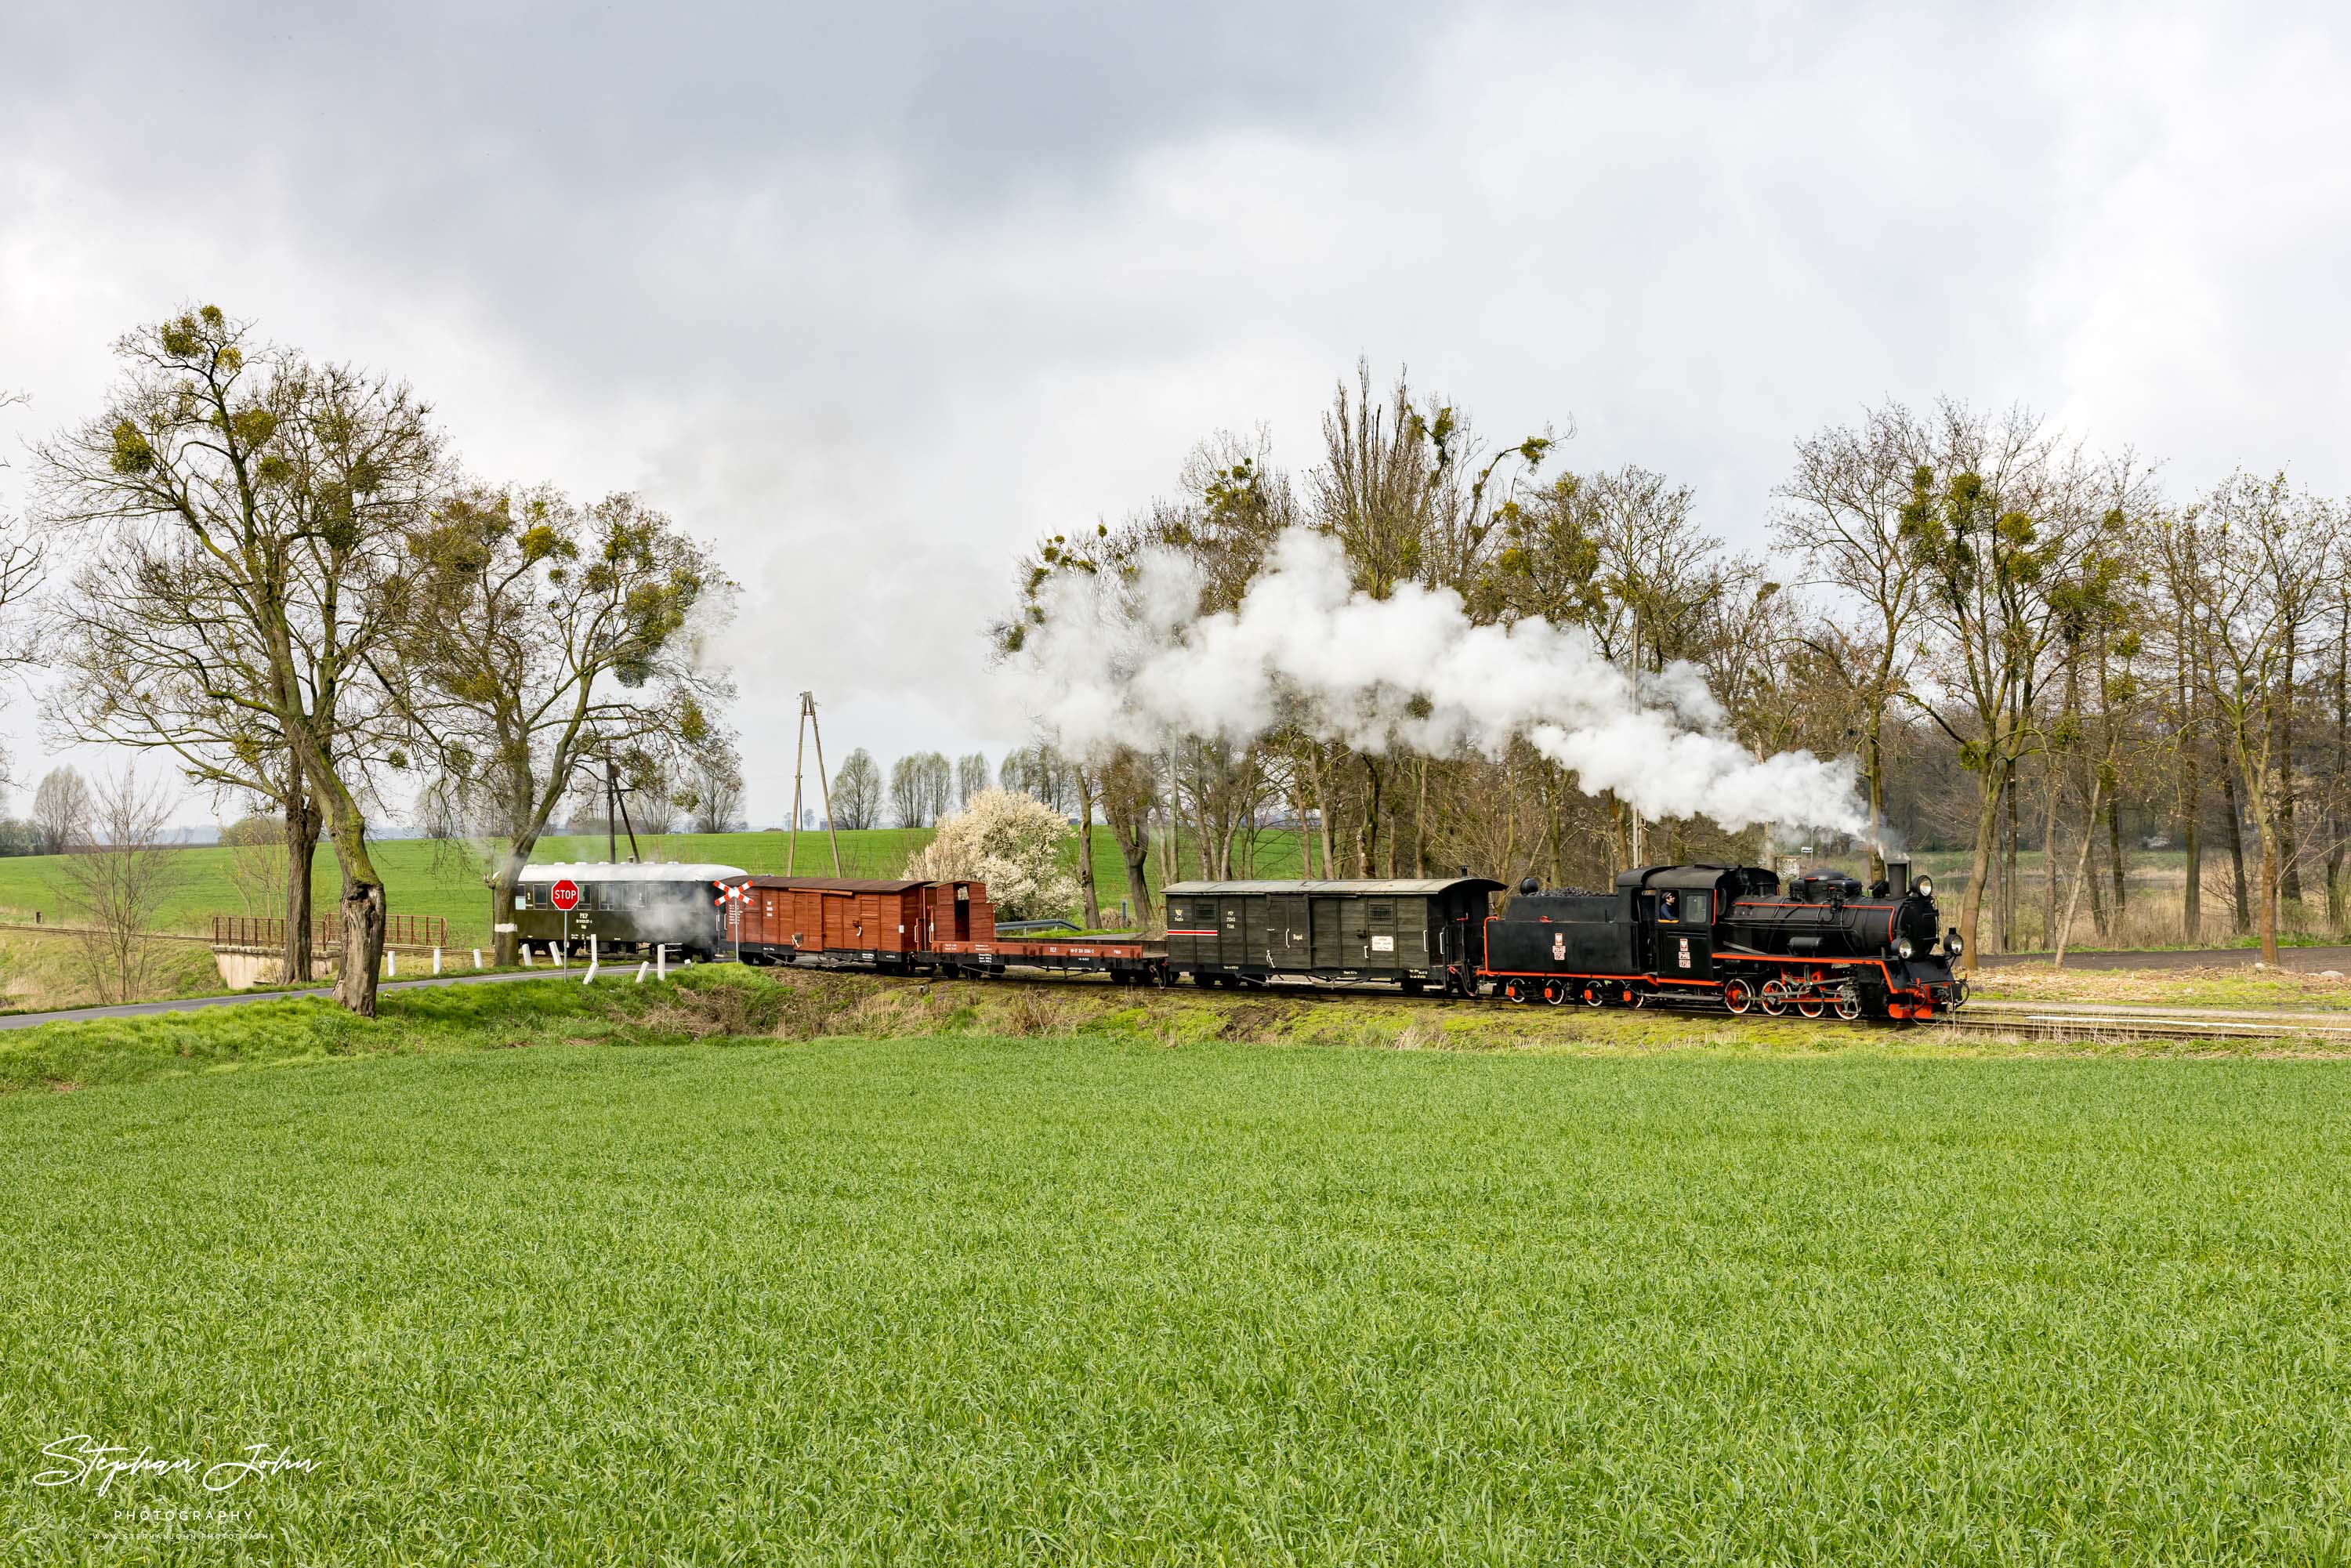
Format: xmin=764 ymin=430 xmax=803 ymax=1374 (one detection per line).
xmin=1483 ymin=860 xmax=1965 ymax=1019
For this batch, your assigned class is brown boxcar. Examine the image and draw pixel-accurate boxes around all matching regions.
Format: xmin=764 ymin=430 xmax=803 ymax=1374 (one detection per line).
xmin=738 ymin=878 xmax=938 ymax=969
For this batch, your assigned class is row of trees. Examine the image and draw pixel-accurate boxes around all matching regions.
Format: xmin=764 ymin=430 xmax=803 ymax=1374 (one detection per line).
xmin=823 ymin=748 xmax=1065 ymax=830
xmin=1001 ymin=367 xmax=2349 ymax=967
xmin=12 ymin=307 xmax=736 ymax=1006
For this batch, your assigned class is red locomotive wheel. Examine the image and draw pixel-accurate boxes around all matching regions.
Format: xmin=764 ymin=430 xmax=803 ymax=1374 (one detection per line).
xmin=1760 ymin=980 xmax=1789 ymax=1016
xmin=1834 ymin=991 xmax=1863 ymax=1020
xmin=1796 ymin=995 xmax=1826 ymax=1019
xmin=1723 ymin=979 xmax=1754 ymax=1015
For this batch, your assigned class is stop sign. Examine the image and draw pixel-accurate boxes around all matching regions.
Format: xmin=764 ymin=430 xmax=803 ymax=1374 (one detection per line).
xmin=549 ymin=878 xmax=581 ymax=912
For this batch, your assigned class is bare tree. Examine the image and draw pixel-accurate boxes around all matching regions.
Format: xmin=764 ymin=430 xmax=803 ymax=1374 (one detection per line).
xmin=830 ymin=748 xmax=882 ymax=829
xmin=58 ymin=768 xmax=187 ymax=1004
xmin=220 ymin=809 xmax=289 ymax=921
xmin=0 ymin=388 xmax=44 ymax=681
xmin=40 ymin=307 xmax=441 ymax=1015
xmin=46 ymin=547 xmax=327 ymax=982
xmin=889 ymin=755 xmax=927 ymax=827
xmin=627 ymin=759 xmax=682 ymax=835
xmin=31 ymin=766 xmax=92 ymax=856
xmin=1776 ymin=404 xmax=1930 ymax=878
xmin=682 ymin=731 xmax=745 ymax=833
xmin=1898 ymin=405 xmax=2125 ymax=967
xmin=2175 ymin=473 xmax=2335 ymax=965
xmin=396 ymin=484 xmax=724 ymax=963
xmin=956 ymin=751 xmax=989 ymax=808
xmin=917 ymin=751 xmax=952 ymax=824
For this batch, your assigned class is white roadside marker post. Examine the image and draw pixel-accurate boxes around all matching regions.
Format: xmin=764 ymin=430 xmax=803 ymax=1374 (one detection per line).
xmin=583 ymin=933 xmax=599 ymax=985
xmin=433 ymin=947 xmax=442 ymax=976
xmin=387 ymin=949 xmax=397 ymax=979
xmin=635 ymin=960 xmax=650 ymax=984
xmin=657 ymin=943 xmax=668 ymax=980
xmin=473 ymin=949 xmax=484 ymax=969
xmin=521 ymin=943 xmax=533 ymax=967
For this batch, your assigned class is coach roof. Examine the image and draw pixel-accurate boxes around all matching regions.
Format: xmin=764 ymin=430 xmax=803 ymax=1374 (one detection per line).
xmin=1163 ymin=878 xmax=1505 ymax=896
xmin=518 ymin=862 xmax=748 ymax=882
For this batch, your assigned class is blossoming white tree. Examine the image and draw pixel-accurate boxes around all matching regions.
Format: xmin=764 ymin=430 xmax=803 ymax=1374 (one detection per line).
xmin=904 ymin=788 xmax=1079 ymax=920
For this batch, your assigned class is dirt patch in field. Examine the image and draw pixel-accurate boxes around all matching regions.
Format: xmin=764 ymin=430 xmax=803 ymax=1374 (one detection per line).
xmin=1975 ymin=963 xmax=2351 ymax=1012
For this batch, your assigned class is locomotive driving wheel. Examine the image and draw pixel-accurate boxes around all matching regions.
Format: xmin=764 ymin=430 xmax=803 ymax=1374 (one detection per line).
xmin=1759 ymin=980 xmax=1790 ymax=1016
xmin=1796 ymin=992 xmax=1826 ymax=1019
xmin=1581 ymin=984 xmax=1603 ymax=1007
xmin=1541 ymin=980 xmax=1567 ymax=1006
xmin=1723 ymin=979 xmax=1754 ymax=1015
xmin=1503 ymin=979 xmax=1527 ymax=1004
xmin=1834 ymin=989 xmax=1863 ymax=1020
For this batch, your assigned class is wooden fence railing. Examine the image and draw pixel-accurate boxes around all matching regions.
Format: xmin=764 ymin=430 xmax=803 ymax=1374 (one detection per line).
xmin=211 ymin=914 xmax=449 ymax=950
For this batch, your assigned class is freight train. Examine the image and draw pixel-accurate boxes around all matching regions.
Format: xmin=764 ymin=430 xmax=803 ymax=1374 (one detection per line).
xmin=510 ymin=858 xmax=1967 ymax=1020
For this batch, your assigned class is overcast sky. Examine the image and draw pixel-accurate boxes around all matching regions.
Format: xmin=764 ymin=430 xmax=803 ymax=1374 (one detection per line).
xmin=3 ymin=0 xmax=2347 ymax=827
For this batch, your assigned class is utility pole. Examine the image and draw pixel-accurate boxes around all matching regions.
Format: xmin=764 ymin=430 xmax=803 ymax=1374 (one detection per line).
xmin=605 ymin=755 xmax=642 ymax=864
xmin=787 ymin=692 xmax=842 ymax=875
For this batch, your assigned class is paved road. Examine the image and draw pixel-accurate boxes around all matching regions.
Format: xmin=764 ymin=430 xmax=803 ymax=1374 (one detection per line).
xmin=1980 ymin=945 xmax=2351 ymax=972
xmin=0 ymin=968 xmax=600 ymax=1031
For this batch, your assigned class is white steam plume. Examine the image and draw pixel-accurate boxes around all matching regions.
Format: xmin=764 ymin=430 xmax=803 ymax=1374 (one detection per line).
xmin=1008 ymin=529 xmax=1865 ymax=836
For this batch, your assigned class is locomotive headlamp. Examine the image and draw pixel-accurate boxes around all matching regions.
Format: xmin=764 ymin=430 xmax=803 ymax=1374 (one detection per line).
xmin=1895 ymin=936 xmax=1915 ymax=960
xmin=1945 ymin=929 xmax=1965 ymax=958
xmin=1913 ymin=874 xmax=1934 ymax=899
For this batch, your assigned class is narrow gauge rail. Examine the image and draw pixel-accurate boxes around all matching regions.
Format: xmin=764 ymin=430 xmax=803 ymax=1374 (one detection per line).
xmin=514 ymin=857 xmax=1971 ymax=1023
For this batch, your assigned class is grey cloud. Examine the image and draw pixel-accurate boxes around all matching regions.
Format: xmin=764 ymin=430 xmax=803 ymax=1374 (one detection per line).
xmin=3 ymin=0 xmax=2349 ymax=827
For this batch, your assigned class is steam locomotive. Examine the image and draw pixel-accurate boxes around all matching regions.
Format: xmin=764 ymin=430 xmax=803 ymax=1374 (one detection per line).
xmin=1481 ymin=860 xmax=1965 ymax=1019
xmin=512 ymin=856 xmax=1966 ymax=1022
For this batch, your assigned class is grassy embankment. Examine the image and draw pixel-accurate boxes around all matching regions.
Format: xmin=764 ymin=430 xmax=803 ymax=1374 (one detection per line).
xmin=2 ymin=968 xmax=2347 ymax=1563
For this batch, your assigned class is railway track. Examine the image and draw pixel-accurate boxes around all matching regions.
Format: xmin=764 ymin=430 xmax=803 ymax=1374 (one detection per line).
xmin=838 ymin=965 xmax=2351 ymax=1045
xmin=1936 ymin=999 xmax=2351 ymax=1045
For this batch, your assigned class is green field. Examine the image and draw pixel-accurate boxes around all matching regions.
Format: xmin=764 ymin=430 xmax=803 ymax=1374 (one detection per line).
xmin=0 ymin=825 xmax=1261 ymax=947
xmin=3 ymin=980 xmax=2347 ymax=1563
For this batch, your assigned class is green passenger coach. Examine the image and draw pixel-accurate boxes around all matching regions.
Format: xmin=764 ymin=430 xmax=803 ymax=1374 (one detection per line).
xmin=1161 ymin=878 xmax=1504 ymax=994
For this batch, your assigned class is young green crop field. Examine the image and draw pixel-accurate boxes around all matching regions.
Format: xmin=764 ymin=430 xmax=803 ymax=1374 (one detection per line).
xmin=3 ymin=980 xmax=2347 ymax=1563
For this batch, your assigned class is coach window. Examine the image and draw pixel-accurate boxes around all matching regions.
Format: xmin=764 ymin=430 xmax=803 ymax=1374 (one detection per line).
xmin=1659 ymin=889 xmax=1680 ymax=922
